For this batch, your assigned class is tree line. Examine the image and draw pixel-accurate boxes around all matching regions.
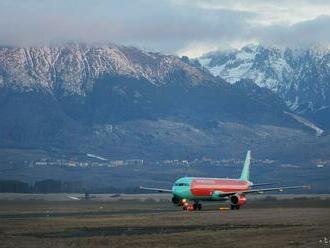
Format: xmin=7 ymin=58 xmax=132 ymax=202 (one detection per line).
xmin=0 ymin=179 xmax=141 ymax=193
xmin=0 ymin=179 xmax=83 ymax=193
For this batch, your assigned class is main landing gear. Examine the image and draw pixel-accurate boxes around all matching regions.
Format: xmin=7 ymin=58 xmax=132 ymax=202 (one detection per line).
xmin=182 ymin=201 xmax=202 ymax=211
xmin=193 ymin=202 xmax=202 ymax=211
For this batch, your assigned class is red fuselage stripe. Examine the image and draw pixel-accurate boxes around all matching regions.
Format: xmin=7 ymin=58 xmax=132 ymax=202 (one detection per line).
xmin=190 ymin=179 xmax=249 ymax=196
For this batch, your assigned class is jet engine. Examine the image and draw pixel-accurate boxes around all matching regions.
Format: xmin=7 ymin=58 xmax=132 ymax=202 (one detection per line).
xmin=230 ymin=195 xmax=247 ymax=206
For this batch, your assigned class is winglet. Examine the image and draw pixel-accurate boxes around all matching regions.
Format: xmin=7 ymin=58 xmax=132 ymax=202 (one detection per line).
xmin=240 ymin=150 xmax=251 ymax=181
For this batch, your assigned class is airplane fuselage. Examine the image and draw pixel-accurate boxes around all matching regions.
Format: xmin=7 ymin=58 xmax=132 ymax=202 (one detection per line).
xmin=172 ymin=177 xmax=250 ymax=201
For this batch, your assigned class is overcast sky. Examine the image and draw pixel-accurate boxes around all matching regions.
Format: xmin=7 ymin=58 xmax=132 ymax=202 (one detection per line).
xmin=0 ymin=0 xmax=329 ymax=57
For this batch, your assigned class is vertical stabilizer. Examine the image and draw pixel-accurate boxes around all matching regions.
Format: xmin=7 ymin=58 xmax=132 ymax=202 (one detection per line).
xmin=240 ymin=150 xmax=251 ymax=181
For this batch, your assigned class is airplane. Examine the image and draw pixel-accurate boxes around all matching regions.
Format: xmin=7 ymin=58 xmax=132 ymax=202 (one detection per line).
xmin=140 ymin=151 xmax=310 ymax=211
xmin=66 ymin=193 xmax=121 ymax=200
xmin=66 ymin=192 xmax=94 ymax=200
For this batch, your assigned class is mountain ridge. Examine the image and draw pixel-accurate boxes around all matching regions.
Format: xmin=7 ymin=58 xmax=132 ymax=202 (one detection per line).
xmin=0 ymin=44 xmax=215 ymax=96
xmin=0 ymin=44 xmax=328 ymax=160
xmin=199 ymin=44 xmax=330 ymax=112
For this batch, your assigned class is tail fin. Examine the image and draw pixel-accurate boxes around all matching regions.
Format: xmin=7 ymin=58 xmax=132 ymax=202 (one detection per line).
xmin=240 ymin=150 xmax=251 ymax=181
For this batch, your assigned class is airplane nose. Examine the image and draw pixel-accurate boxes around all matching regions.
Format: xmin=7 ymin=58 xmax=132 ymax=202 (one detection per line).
xmin=172 ymin=187 xmax=182 ymax=197
xmin=172 ymin=187 xmax=188 ymax=198
xmin=172 ymin=188 xmax=179 ymax=196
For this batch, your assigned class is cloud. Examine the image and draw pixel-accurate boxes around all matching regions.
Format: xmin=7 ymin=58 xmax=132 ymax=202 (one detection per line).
xmin=0 ymin=0 xmax=329 ymax=57
xmin=254 ymin=15 xmax=330 ymax=47
xmin=0 ymin=0 xmax=253 ymax=53
xmin=176 ymin=0 xmax=330 ymax=25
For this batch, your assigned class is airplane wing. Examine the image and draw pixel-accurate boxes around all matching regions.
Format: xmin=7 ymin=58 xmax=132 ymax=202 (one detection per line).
xmin=139 ymin=186 xmax=172 ymax=193
xmin=66 ymin=195 xmax=81 ymax=200
xmin=250 ymin=182 xmax=278 ymax=187
xmin=218 ymin=185 xmax=311 ymax=197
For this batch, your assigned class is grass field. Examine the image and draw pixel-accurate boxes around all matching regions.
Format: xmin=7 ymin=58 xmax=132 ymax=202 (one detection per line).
xmin=0 ymin=194 xmax=329 ymax=248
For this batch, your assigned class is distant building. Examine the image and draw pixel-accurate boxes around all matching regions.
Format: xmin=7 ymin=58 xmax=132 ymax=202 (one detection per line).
xmin=111 ymin=160 xmax=124 ymax=166
xmin=35 ymin=161 xmax=47 ymax=166
xmin=125 ymin=159 xmax=144 ymax=166
xmin=63 ymin=161 xmax=77 ymax=167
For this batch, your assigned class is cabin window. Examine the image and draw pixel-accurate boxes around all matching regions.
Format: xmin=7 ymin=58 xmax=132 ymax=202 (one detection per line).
xmin=174 ymin=183 xmax=189 ymax=186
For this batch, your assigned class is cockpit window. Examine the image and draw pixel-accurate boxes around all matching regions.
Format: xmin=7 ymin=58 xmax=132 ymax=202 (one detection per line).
xmin=174 ymin=183 xmax=189 ymax=186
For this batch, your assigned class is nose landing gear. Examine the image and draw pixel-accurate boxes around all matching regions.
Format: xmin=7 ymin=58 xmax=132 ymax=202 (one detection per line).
xmin=182 ymin=201 xmax=202 ymax=211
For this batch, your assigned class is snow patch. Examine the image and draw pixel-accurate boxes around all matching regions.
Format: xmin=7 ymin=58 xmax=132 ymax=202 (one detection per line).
xmin=199 ymin=58 xmax=211 ymax=67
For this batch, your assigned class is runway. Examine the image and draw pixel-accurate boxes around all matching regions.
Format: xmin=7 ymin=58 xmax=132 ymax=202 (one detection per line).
xmin=0 ymin=194 xmax=329 ymax=248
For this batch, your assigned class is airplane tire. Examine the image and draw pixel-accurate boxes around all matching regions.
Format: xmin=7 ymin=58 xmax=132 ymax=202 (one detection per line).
xmin=193 ymin=204 xmax=197 ymax=211
xmin=197 ymin=203 xmax=202 ymax=211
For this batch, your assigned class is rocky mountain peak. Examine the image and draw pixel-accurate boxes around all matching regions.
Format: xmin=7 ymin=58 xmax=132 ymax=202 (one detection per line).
xmin=199 ymin=44 xmax=330 ymax=114
xmin=0 ymin=44 xmax=213 ymax=96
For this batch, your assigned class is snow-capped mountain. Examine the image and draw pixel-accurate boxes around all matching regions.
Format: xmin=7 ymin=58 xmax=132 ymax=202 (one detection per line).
xmin=199 ymin=44 xmax=330 ymax=115
xmin=0 ymin=44 xmax=293 ymax=128
xmin=0 ymin=44 xmax=328 ymax=160
xmin=0 ymin=44 xmax=214 ymax=96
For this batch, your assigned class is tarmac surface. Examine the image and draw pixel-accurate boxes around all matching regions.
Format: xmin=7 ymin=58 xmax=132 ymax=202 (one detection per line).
xmin=0 ymin=193 xmax=329 ymax=248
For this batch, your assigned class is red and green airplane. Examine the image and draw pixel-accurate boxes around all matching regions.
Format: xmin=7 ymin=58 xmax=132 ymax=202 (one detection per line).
xmin=141 ymin=151 xmax=310 ymax=211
